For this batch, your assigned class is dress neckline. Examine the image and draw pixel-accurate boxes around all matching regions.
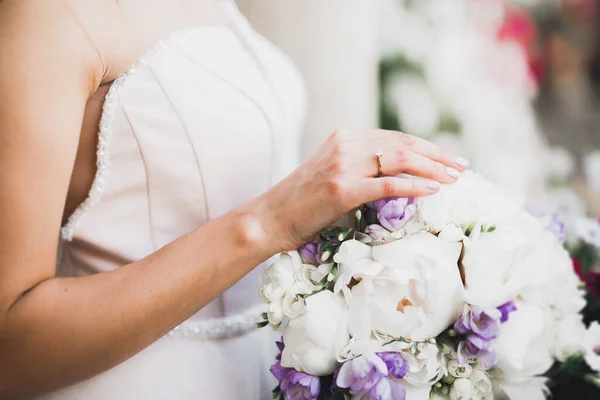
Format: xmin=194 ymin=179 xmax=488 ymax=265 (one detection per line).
xmin=61 ymin=27 xmax=232 ymax=241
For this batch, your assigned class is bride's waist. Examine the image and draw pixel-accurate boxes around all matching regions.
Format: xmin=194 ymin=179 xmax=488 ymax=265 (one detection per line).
xmin=171 ymin=302 xmax=266 ymax=340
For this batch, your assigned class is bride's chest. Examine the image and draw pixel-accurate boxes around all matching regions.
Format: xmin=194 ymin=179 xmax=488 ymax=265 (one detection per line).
xmin=62 ymin=28 xmax=306 ymax=250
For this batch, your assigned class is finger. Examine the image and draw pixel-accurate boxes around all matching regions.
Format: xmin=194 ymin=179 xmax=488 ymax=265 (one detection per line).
xmin=354 ymin=176 xmax=441 ymax=204
xmin=378 ymin=130 xmax=470 ymax=171
xmin=375 ymin=148 xmax=460 ymax=183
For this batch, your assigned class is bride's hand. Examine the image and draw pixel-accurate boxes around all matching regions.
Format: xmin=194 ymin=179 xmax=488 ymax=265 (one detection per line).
xmin=262 ymin=129 xmax=469 ymax=251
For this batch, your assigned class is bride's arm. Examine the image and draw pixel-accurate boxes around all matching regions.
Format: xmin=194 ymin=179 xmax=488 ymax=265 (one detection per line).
xmin=0 ymin=1 xmax=467 ymax=398
xmin=0 ymin=1 xmax=278 ymax=397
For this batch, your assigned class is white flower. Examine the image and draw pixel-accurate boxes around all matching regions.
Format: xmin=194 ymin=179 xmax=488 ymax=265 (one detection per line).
xmin=333 ymin=240 xmax=383 ymax=299
xmin=584 ymin=321 xmax=600 ymax=373
xmin=417 ymin=171 xmax=523 ymax=236
xmin=552 ymin=314 xmax=586 ymax=362
xmin=404 ymin=384 xmax=444 ymax=400
xmin=497 ymin=377 xmax=549 ymax=400
xmin=468 ymin=369 xmax=493 ymax=399
xmin=494 ymin=302 xmax=554 ymax=380
xmin=462 ymin=212 xmax=585 ymax=310
xmin=389 ymin=73 xmax=441 ymax=138
xmin=450 ymin=378 xmax=473 ymax=400
xmin=347 ymin=232 xmax=464 ymax=342
xmin=574 ymin=217 xmax=600 ymax=248
xmin=281 ymin=291 xmax=349 ymax=376
xmin=545 ymin=146 xmax=575 ymax=183
xmin=260 ymin=252 xmax=298 ymax=303
xmin=447 ymin=360 xmax=473 ymax=378
xmin=584 ymin=150 xmax=600 ymax=192
xmin=261 ymin=252 xmax=301 ymax=326
xmin=399 ymin=342 xmax=446 ymax=386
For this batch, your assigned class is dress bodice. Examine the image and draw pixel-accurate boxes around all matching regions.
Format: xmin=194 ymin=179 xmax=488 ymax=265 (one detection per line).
xmin=57 ymin=1 xmax=306 ymax=339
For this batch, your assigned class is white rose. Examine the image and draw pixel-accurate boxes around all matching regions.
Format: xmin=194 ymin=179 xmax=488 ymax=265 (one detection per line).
xmin=347 ymin=232 xmax=464 ymax=342
xmin=450 ymin=378 xmax=473 ymax=400
xmin=281 ymin=291 xmax=349 ymax=376
xmin=447 ymin=360 xmax=472 ymax=379
xmin=552 ymin=314 xmax=586 ymax=362
xmin=584 ymin=321 xmax=600 ymax=373
xmin=417 ymin=171 xmax=523 ymax=235
xmin=494 ymin=302 xmax=554 ymax=380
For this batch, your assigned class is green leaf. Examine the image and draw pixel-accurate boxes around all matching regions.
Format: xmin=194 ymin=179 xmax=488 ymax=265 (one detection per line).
xmin=255 ymin=320 xmax=269 ymax=329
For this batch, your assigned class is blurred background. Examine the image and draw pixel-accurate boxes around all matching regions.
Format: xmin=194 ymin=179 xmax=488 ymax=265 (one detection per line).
xmin=239 ymin=0 xmax=599 ymax=218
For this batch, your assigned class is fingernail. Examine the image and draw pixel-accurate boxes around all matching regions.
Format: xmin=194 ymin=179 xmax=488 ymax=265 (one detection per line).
xmin=447 ymin=167 xmax=460 ymax=179
xmin=427 ymin=181 xmax=441 ymax=191
xmin=456 ymin=156 xmax=470 ymax=168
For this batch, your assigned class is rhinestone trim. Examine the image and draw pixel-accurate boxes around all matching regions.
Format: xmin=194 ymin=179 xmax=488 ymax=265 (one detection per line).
xmin=166 ymin=304 xmax=266 ymax=340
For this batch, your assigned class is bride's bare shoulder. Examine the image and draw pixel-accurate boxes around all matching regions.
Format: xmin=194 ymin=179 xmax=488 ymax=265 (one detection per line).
xmin=0 ymin=0 xmax=110 ymax=87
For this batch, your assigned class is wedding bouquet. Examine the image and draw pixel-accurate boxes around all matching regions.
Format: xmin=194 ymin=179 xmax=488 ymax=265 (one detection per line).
xmin=258 ymin=171 xmax=600 ymax=400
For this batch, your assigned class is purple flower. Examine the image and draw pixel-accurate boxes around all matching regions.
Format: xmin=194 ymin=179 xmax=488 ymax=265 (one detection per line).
xmin=280 ymin=370 xmax=321 ymax=400
xmin=337 ymin=354 xmax=387 ymax=394
xmin=300 ymin=242 xmax=319 ymax=265
xmin=525 ymin=205 xmax=565 ymax=242
xmin=335 ymin=353 xmax=407 ymax=400
xmin=497 ymin=301 xmax=517 ymax=323
xmin=271 ymin=340 xmax=321 ymax=400
xmin=454 ymin=306 xmax=502 ymax=340
xmin=367 ymin=198 xmax=416 ymax=232
xmin=376 ymin=352 xmax=408 ymax=379
xmin=453 ymin=303 xmax=516 ymax=370
xmin=457 ymin=339 xmax=497 ymax=369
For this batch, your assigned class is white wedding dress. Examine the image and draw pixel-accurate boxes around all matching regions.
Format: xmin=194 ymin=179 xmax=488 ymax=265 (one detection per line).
xmin=47 ymin=1 xmax=306 ymax=399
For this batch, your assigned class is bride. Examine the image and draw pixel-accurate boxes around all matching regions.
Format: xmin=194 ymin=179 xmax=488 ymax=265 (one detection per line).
xmin=0 ymin=0 xmax=469 ymax=398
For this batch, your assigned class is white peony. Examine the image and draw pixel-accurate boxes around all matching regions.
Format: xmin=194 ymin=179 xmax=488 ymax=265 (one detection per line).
xmin=462 ymin=212 xmax=585 ymax=311
xmin=494 ymin=302 xmax=554 ymax=380
xmin=347 ymin=232 xmax=464 ymax=342
xmin=552 ymin=314 xmax=586 ymax=362
xmin=417 ymin=171 xmax=523 ymax=236
xmin=281 ymin=291 xmax=349 ymax=376
xmin=584 ymin=321 xmax=600 ymax=373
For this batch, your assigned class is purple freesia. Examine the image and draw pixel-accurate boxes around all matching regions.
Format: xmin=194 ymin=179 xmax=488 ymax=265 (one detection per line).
xmin=271 ymin=340 xmax=321 ymax=400
xmin=376 ymin=352 xmax=408 ymax=380
xmin=454 ymin=302 xmax=517 ymax=370
xmin=457 ymin=340 xmax=497 ymax=369
xmin=280 ymin=371 xmax=321 ymax=400
xmin=335 ymin=353 xmax=407 ymax=400
xmin=497 ymin=301 xmax=518 ymax=323
xmin=454 ymin=306 xmax=502 ymax=340
xmin=367 ymin=198 xmax=416 ymax=232
xmin=300 ymin=242 xmax=319 ymax=265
